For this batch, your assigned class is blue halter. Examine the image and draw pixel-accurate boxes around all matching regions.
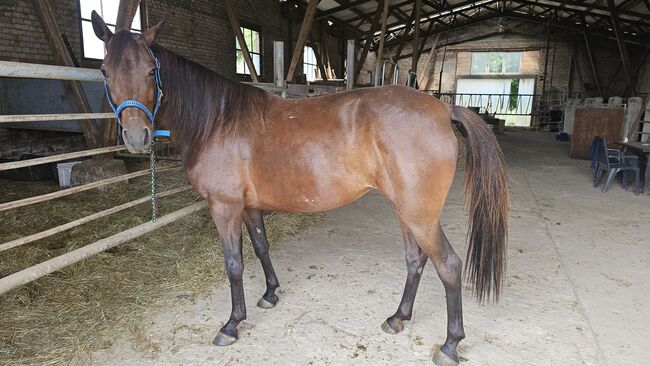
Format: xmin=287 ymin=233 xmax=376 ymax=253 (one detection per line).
xmin=104 ymin=46 xmax=169 ymax=138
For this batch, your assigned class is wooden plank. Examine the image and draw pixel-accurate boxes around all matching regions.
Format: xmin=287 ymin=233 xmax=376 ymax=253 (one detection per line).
xmin=374 ymin=0 xmax=391 ymax=86
xmin=0 ymin=113 xmax=114 ymax=124
xmin=0 ymin=166 xmax=180 ymax=212
xmin=287 ymin=0 xmax=320 ymax=82
xmin=116 ymin=0 xmax=141 ymax=30
xmin=224 ymin=0 xmax=259 ymax=82
xmin=570 ymin=108 xmax=625 ymax=159
xmin=0 ymin=186 xmax=193 ymax=252
xmin=31 ymin=0 xmax=101 ymax=147
xmin=0 ymin=145 xmax=127 ymax=172
xmin=0 ymin=201 xmax=208 ymax=295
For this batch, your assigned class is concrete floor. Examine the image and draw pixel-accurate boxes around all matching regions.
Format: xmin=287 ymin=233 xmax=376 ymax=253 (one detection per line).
xmin=84 ymin=131 xmax=650 ymax=366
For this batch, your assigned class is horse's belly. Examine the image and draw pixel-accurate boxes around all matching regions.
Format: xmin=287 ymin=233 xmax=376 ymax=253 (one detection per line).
xmin=246 ymin=173 xmax=374 ymax=213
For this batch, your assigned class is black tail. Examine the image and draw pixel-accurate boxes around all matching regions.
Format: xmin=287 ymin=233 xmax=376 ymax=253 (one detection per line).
xmin=451 ymin=105 xmax=509 ymax=302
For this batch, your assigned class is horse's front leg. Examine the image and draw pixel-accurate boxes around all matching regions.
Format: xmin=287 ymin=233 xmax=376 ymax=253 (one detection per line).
xmin=243 ymin=209 xmax=280 ymax=309
xmin=209 ymin=199 xmax=246 ymax=347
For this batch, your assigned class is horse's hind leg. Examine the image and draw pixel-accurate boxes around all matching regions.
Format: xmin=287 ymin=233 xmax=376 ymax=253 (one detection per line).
xmin=381 ymin=219 xmax=428 ymax=334
xmin=417 ymin=222 xmax=465 ymax=366
xmin=243 ymin=209 xmax=280 ymax=309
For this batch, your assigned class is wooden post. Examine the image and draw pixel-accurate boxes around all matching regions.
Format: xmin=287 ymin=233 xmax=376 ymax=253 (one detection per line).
xmin=274 ymin=41 xmax=285 ymax=88
xmin=346 ymin=39 xmax=355 ymax=90
xmin=224 ymin=0 xmax=259 ymax=82
xmin=374 ymin=0 xmax=391 ymax=86
xmin=287 ymin=0 xmax=320 ymax=82
xmin=412 ymin=0 xmax=421 ymax=73
xmin=116 ymin=0 xmax=141 ymax=30
xmin=32 ymin=0 xmax=100 ymax=147
xmin=0 ymin=201 xmax=208 ymax=295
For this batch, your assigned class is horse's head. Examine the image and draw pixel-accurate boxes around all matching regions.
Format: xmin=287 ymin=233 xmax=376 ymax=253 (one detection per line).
xmin=91 ymin=11 xmax=164 ymax=154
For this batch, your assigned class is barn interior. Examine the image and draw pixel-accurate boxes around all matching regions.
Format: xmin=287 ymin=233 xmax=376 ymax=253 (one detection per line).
xmin=1 ymin=1 xmax=649 ymax=365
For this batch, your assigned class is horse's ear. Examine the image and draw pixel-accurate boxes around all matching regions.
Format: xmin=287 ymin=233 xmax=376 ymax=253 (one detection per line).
xmin=91 ymin=10 xmax=113 ymax=43
xmin=143 ymin=20 xmax=164 ymax=46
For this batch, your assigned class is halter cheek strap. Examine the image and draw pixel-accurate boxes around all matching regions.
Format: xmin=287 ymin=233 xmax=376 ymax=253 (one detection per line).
xmin=104 ymin=46 xmax=169 ymax=138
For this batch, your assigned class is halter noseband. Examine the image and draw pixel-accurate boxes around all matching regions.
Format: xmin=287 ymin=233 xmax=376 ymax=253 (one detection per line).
xmin=104 ymin=46 xmax=169 ymax=138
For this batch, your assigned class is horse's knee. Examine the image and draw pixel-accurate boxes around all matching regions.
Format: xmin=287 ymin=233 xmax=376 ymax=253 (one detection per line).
xmin=225 ymin=257 xmax=244 ymax=281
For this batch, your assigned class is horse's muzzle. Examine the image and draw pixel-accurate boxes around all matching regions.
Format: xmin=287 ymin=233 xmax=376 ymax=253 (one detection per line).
xmin=122 ymin=121 xmax=152 ymax=154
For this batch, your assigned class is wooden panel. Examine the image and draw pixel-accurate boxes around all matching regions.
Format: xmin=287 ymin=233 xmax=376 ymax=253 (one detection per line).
xmin=570 ymin=108 xmax=625 ymax=159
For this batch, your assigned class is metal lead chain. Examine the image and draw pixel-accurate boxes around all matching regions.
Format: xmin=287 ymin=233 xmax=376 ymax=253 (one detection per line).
xmin=150 ymin=138 xmax=158 ymax=222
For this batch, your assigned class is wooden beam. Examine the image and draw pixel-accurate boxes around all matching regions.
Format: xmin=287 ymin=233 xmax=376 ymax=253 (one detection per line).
xmin=419 ymin=33 xmax=441 ymax=89
xmin=582 ymin=29 xmax=603 ymax=96
xmin=607 ymin=0 xmax=635 ymax=95
xmin=412 ymin=0 xmax=422 ymax=73
xmin=31 ymin=0 xmax=101 ymax=147
xmin=354 ymin=3 xmax=383 ymax=84
xmin=374 ymin=0 xmax=391 ymax=86
xmin=224 ymin=0 xmax=259 ymax=82
xmin=308 ymin=41 xmax=329 ymax=81
xmin=287 ymin=0 xmax=320 ymax=83
xmin=116 ymin=0 xmax=141 ymax=30
xmin=315 ymin=0 xmax=374 ymax=19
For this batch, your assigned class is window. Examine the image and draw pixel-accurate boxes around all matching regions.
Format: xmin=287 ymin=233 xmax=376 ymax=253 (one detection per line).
xmin=471 ymin=52 xmax=521 ymax=75
xmin=303 ymin=46 xmax=318 ymax=82
xmin=78 ymin=0 xmax=142 ymax=59
xmin=236 ymin=27 xmax=261 ymax=76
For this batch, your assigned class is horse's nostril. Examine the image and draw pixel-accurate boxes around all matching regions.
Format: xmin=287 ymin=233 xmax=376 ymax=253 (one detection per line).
xmin=143 ymin=128 xmax=150 ymax=146
xmin=122 ymin=129 xmax=131 ymax=146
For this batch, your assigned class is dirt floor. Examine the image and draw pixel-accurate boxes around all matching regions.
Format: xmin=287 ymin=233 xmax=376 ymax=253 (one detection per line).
xmin=60 ymin=132 xmax=650 ymax=365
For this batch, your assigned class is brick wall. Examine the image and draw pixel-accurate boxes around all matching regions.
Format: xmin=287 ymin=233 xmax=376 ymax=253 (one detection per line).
xmin=0 ymin=0 xmax=343 ymax=82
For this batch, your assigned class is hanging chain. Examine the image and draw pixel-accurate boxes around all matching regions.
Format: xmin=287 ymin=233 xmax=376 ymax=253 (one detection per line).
xmin=150 ymin=137 xmax=158 ymax=222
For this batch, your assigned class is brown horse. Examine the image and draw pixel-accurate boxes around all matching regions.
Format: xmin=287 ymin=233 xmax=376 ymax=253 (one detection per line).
xmin=92 ymin=13 xmax=508 ymax=366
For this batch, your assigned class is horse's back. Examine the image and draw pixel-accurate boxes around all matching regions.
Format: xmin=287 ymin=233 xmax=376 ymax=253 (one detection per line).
xmin=199 ymin=86 xmax=458 ymax=213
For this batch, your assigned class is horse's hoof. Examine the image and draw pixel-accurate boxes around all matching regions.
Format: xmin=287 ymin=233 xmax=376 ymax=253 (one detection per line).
xmin=212 ymin=331 xmax=237 ymax=347
xmin=433 ymin=348 xmax=460 ymax=366
xmin=381 ymin=319 xmax=403 ymax=334
xmin=257 ymin=297 xmax=276 ymax=309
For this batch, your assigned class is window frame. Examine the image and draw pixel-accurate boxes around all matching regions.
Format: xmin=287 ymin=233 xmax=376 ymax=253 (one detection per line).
xmin=77 ymin=0 xmax=144 ymax=62
xmin=470 ymin=51 xmax=522 ymax=75
xmin=235 ymin=23 xmax=263 ymax=78
xmin=303 ymin=45 xmax=319 ymax=82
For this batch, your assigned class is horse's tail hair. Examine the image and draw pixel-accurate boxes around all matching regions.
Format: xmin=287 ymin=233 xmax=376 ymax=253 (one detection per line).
xmin=451 ymin=105 xmax=509 ymax=303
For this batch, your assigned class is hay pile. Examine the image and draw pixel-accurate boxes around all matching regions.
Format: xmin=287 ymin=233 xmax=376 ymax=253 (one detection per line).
xmin=0 ymin=161 xmax=321 ymax=365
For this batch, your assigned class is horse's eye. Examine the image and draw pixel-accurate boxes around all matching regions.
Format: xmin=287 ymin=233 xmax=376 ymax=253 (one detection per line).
xmin=149 ymin=69 xmax=156 ymax=76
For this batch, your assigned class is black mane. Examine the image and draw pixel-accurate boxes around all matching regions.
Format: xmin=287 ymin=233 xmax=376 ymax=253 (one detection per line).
xmin=151 ymin=44 xmax=268 ymax=164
